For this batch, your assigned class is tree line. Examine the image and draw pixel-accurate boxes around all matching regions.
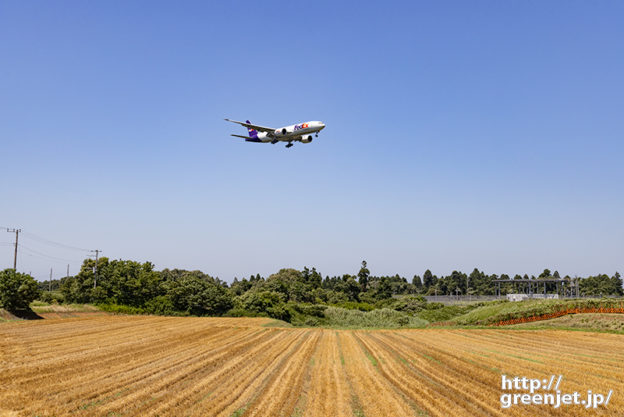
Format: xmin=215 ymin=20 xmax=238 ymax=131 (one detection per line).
xmin=0 ymin=260 xmax=621 ymax=318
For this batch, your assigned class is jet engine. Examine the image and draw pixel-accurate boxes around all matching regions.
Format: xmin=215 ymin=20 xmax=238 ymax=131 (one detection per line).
xmin=301 ymin=135 xmax=313 ymax=143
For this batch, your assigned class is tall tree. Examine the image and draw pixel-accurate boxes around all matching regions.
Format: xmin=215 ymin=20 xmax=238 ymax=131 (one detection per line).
xmin=375 ymin=276 xmax=392 ymax=300
xmin=358 ymin=260 xmax=370 ymax=292
xmin=613 ymin=272 xmax=623 ymax=295
xmin=412 ymin=275 xmax=422 ymax=291
xmin=423 ymin=269 xmax=434 ymax=289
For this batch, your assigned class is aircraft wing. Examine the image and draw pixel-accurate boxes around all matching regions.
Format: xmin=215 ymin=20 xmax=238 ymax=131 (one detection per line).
xmin=224 ymin=119 xmax=275 ymax=133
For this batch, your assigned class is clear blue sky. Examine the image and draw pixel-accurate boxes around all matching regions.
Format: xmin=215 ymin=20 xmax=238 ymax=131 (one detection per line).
xmin=1 ymin=1 xmax=622 ymax=282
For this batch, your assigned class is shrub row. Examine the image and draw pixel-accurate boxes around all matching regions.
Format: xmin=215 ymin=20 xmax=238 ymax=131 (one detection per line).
xmin=492 ymin=306 xmax=624 ymax=326
xmin=476 ymin=299 xmax=624 ymax=326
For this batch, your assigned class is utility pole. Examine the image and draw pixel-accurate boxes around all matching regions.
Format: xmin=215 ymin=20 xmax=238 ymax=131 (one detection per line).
xmin=67 ymin=264 xmax=70 ymax=279
xmin=6 ymin=228 xmax=21 ymax=270
xmin=91 ymin=249 xmax=101 ymax=288
xmin=49 ymin=268 xmax=53 ymax=291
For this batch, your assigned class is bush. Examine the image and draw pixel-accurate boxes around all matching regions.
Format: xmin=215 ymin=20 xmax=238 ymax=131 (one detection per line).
xmin=304 ymin=317 xmax=320 ymax=326
xmin=266 ymin=305 xmax=291 ymax=322
xmin=291 ymin=303 xmax=328 ymax=317
xmin=235 ymin=291 xmax=286 ymax=314
xmin=39 ymin=291 xmax=65 ymax=304
xmin=323 ymin=307 xmax=427 ymax=328
xmin=383 ymin=295 xmax=428 ymax=314
xmin=96 ymin=303 xmax=147 ymax=315
xmin=0 ymin=269 xmax=40 ymax=311
xmin=417 ymin=304 xmax=476 ymax=322
xmin=144 ymin=296 xmax=179 ymax=315
xmin=167 ymin=275 xmax=233 ymax=316
xmin=333 ymin=301 xmax=375 ymax=312
xmin=224 ymin=308 xmax=267 ymax=318
xmin=325 ymin=290 xmax=349 ymax=304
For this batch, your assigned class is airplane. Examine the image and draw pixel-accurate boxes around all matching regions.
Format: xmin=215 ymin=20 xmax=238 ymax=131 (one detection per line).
xmin=225 ymin=119 xmax=326 ymax=148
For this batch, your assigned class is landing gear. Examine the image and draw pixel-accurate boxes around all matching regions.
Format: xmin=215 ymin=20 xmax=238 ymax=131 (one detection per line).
xmin=285 ymin=143 xmax=293 ymax=148
xmin=271 ymin=139 xmax=278 ymax=144
xmin=315 ymin=133 xmax=319 ymax=137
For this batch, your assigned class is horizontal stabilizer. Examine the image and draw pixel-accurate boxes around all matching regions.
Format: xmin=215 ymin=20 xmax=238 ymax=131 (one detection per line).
xmin=231 ymin=134 xmax=262 ymax=143
xmin=224 ymin=118 xmax=275 ymax=133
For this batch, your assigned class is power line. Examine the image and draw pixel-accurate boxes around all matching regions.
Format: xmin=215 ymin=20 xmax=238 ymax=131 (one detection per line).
xmin=20 ymin=249 xmax=76 ymax=264
xmin=2 ymin=228 xmax=101 ymax=278
xmin=18 ymin=244 xmax=82 ymax=263
xmin=20 ymin=231 xmax=91 ymax=252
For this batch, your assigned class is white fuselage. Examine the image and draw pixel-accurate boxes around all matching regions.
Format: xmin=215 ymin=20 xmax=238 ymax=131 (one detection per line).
xmin=257 ymin=121 xmax=325 ymax=143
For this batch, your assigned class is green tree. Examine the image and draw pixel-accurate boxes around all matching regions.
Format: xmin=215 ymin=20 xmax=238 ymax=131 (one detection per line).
xmin=375 ymin=276 xmax=392 ymax=300
xmin=234 ymin=290 xmax=288 ymax=320
xmin=60 ymin=258 xmax=106 ymax=303
xmin=345 ymin=276 xmax=361 ymax=301
xmin=412 ymin=275 xmax=422 ymax=291
xmin=0 ymin=269 xmax=40 ymax=310
xmin=61 ymin=258 xmax=162 ymax=306
xmin=108 ymin=260 xmax=162 ymax=307
xmin=613 ymin=272 xmax=623 ymax=296
xmin=166 ymin=274 xmax=232 ymax=315
xmin=423 ymin=269 xmax=435 ymax=289
xmin=468 ymin=268 xmax=483 ymax=294
xmin=230 ymin=277 xmax=255 ymax=296
xmin=358 ymin=260 xmax=370 ymax=292
xmin=265 ymin=268 xmax=315 ymax=303
xmin=302 ymin=267 xmax=323 ymax=289
xmin=443 ymin=270 xmax=467 ymax=295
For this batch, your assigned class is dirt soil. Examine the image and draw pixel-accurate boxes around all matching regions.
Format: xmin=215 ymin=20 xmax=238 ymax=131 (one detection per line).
xmin=1 ymin=316 xmax=622 ymax=416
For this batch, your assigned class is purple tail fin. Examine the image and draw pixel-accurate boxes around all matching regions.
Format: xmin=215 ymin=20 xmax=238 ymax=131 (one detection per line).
xmin=246 ymin=120 xmax=258 ymax=139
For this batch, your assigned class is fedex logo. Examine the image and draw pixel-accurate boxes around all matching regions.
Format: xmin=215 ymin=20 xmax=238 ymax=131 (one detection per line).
xmin=294 ymin=123 xmax=309 ymax=131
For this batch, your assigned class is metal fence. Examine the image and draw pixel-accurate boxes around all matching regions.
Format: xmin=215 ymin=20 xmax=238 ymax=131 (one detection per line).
xmin=424 ymin=295 xmax=500 ymax=304
xmin=423 ymin=294 xmax=622 ymax=305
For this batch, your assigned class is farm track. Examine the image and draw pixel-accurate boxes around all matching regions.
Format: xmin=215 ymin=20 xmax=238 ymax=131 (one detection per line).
xmin=0 ymin=316 xmax=622 ymax=416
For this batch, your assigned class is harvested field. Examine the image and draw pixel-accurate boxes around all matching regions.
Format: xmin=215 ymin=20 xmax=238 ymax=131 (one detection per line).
xmin=1 ymin=316 xmax=622 ymax=416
